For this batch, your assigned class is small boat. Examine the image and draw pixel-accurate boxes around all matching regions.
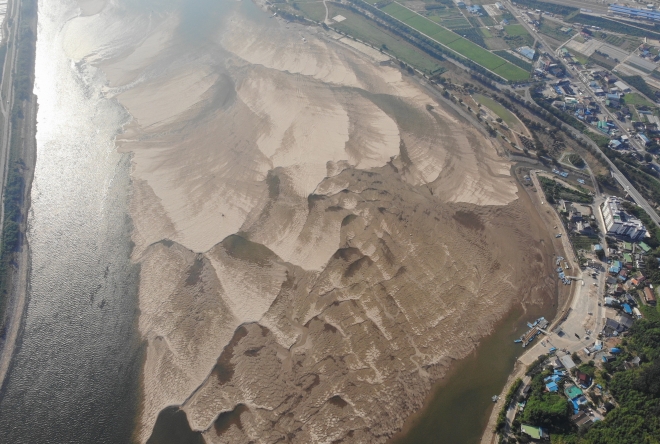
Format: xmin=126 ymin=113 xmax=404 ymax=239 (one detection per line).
xmin=514 ymin=339 xmax=522 ymax=343
xmin=492 ymin=395 xmax=499 ymax=402
xmin=527 ymin=322 xmax=534 ymax=328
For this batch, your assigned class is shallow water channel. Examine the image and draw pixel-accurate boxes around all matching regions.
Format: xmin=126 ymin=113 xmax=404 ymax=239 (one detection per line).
xmin=391 ymin=301 xmax=555 ymax=444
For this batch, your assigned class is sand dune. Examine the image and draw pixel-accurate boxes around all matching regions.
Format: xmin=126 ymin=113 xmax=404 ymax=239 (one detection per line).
xmin=62 ymin=0 xmax=548 ymax=441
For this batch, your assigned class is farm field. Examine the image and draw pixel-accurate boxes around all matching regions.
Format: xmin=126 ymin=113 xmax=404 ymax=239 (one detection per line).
xmin=381 ymin=2 xmax=417 ymax=20
xmin=327 ymin=5 xmax=445 ymax=74
xmin=493 ymin=62 xmax=531 ymax=81
xmin=442 ymin=18 xmax=471 ymax=29
xmin=378 ymin=2 xmax=528 ymax=80
xmin=503 ymin=24 xmax=528 ymax=36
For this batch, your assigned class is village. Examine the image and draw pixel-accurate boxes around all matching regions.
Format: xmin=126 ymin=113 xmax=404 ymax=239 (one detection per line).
xmin=496 ymin=178 xmax=658 ymax=442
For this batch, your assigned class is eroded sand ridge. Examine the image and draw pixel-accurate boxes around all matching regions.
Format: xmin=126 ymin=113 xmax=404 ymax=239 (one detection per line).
xmin=65 ymin=0 xmax=555 ymax=441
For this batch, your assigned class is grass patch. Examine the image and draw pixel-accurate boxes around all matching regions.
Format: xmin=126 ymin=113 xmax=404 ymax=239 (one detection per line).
xmin=474 ymin=93 xmax=518 ymax=127
xmin=504 ymin=24 xmax=528 ymax=37
xmin=294 ymin=2 xmax=326 ymax=22
xmin=479 ymin=27 xmax=492 ymax=38
xmin=623 ymin=93 xmax=655 ymax=107
xmin=493 ymin=50 xmax=533 ymax=71
xmin=481 ymin=16 xmax=496 ymax=26
xmin=493 ymin=62 xmax=530 ymax=81
xmin=441 ymin=18 xmax=471 ymax=29
xmin=566 ymin=48 xmax=588 ymax=65
xmin=538 ymin=21 xmax=575 ymax=42
xmin=403 ymin=14 xmax=456 ymax=39
xmin=446 ymin=38 xmax=504 ymax=69
xmin=571 ymin=235 xmax=599 ymax=251
xmin=382 ymin=2 xmax=417 ymax=20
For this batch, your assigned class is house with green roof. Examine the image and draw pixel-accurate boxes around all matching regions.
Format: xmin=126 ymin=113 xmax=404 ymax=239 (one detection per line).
xmin=521 ymin=424 xmax=548 ymax=440
xmin=623 ymin=242 xmax=632 ymax=252
xmin=639 ymin=242 xmax=651 ymax=254
xmin=564 ymin=384 xmax=583 ymax=400
xmin=623 ymin=253 xmax=633 ymax=265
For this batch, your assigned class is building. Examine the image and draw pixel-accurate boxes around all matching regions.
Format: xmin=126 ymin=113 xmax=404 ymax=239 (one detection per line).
xmin=518 ymin=46 xmax=536 ymax=60
xmin=614 ymin=81 xmax=631 ymax=93
xmin=645 ymin=286 xmax=657 ymax=305
xmin=467 ymin=4 xmax=481 ymax=13
xmin=603 ymin=317 xmax=625 ymax=335
xmin=609 ymin=4 xmax=660 ymax=21
xmin=559 ymin=354 xmax=577 ymax=370
xmin=521 ymin=424 xmax=548 ymax=440
xmin=571 ymin=411 xmax=593 ymax=428
xmin=601 ymin=197 xmax=648 ymax=240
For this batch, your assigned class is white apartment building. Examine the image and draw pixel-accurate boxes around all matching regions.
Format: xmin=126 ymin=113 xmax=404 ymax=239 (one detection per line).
xmin=600 ymin=196 xmax=648 ymax=240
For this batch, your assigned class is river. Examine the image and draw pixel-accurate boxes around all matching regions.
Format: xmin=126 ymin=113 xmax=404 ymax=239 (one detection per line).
xmin=0 ymin=0 xmax=141 ymax=442
xmin=391 ymin=301 xmax=556 ymax=444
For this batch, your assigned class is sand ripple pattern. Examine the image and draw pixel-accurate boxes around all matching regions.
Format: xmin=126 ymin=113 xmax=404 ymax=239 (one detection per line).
xmin=60 ymin=0 xmax=552 ymax=442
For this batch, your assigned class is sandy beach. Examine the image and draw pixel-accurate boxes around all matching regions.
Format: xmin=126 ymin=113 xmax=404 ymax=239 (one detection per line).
xmin=60 ymin=0 xmax=556 ymax=441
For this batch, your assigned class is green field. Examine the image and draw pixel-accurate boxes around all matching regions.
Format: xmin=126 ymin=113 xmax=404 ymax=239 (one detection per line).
xmin=378 ymin=2 xmax=529 ymax=81
xmin=405 ymin=14 xmax=458 ymax=38
xmin=479 ymin=27 xmax=493 ymax=38
xmin=493 ymin=50 xmax=533 ymax=71
xmin=493 ymin=62 xmax=531 ymax=82
xmin=328 ymin=6 xmax=445 ymax=74
xmin=481 ymin=16 xmax=497 ymax=26
xmin=504 ymin=24 xmax=528 ymax=36
xmin=446 ymin=38 xmax=506 ymax=69
xmin=474 ymin=93 xmax=520 ymax=128
xmin=381 ymin=2 xmax=417 ymax=20
xmin=624 ymin=93 xmax=655 ymax=107
xmin=294 ymin=2 xmax=326 ymax=22
xmin=441 ymin=18 xmax=472 ymax=29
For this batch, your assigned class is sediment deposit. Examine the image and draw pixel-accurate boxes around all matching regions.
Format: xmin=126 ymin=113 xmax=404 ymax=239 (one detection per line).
xmin=66 ymin=0 xmax=556 ymax=441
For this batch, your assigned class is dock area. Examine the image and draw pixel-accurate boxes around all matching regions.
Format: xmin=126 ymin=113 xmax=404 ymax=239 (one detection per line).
xmin=517 ymin=317 xmax=549 ymax=347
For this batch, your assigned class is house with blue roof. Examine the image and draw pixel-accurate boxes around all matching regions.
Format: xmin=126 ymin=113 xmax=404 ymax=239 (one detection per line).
xmin=518 ymin=46 xmax=536 ymax=60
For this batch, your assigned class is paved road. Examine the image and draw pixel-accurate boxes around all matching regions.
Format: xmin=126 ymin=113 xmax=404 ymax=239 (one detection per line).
xmin=0 ymin=0 xmax=20 ymax=246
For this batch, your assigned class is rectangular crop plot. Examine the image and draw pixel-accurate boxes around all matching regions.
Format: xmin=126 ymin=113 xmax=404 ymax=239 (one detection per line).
xmin=446 ymin=38 xmax=506 ymax=70
xmin=381 ymin=2 xmax=417 ymax=21
xmin=479 ymin=27 xmax=493 ymax=38
xmin=379 ymin=2 xmax=530 ymax=81
xmin=492 ymin=63 xmax=530 ymax=81
xmin=442 ymin=18 xmax=472 ymax=29
xmin=504 ymin=24 xmax=529 ymax=36
xmin=402 ymin=14 xmax=442 ymax=35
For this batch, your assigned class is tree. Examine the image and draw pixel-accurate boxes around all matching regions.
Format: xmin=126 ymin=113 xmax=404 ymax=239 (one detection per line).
xmin=522 ymin=393 xmax=573 ymax=432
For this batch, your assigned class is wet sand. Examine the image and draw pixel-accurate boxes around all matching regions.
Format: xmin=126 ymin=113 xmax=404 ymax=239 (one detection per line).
xmin=61 ymin=0 xmax=556 ymax=441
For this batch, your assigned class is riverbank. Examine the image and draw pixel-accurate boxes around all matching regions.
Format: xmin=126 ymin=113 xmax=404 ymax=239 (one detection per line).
xmin=386 ymin=165 xmax=563 ymax=444
xmin=479 ymin=167 xmax=584 ymax=444
xmin=0 ymin=0 xmax=38 ymax=391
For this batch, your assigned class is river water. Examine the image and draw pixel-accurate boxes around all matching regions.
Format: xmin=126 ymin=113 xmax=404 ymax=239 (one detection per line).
xmin=0 ymin=0 xmax=141 ymax=442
